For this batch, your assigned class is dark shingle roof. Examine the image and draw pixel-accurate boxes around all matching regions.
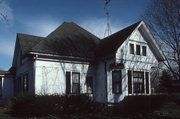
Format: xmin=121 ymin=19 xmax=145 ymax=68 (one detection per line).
xmin=31 ymin=22 xmax=100 ymax=59
xmin=16 ymin=21 xmax=141 ymax=60
xmin=95 ymin=21 xmax=141 ymax=57
xmin=17 ymin=33 xmax=44 ymax=55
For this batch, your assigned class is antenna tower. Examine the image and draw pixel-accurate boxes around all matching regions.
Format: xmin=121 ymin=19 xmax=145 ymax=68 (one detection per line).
xmin=104 ymin=0 xmax=112 ymax=37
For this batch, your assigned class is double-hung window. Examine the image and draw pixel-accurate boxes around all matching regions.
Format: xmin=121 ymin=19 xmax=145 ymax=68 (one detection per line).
xmin=133 ymin=71 xmax=144 ymax=93
xmin=72 ymin=72 xmax=80 ymax=94
xmin=112 ymin=70 xmax=122 ymax=94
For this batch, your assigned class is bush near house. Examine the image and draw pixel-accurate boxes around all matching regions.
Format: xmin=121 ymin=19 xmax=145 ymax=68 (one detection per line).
xmin=111 ymin=95 xmax=170 ymax=116
xmin=10 ymin=93 xmax=172 ymax=117
xmin=10 ymin=93 xmax=105 ymax=117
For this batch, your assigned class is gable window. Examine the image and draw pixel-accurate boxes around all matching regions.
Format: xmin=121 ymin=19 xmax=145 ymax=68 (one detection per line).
xmin=130 ymin=44 xmax=134 ymax=54
xmin=72 ymin=72 xmax=80 ymax=94
xmin=86 ymin=76 xmax=93 ymax=94
xmin=112 ymin=70 xmax=122 ymax=94
xmin=142 ymin=46 xmax=146 ymax=56
xmin=133 ymin=71 xmax=144 ymax=93
xmin=136 ymin=45 xmax=141 ymax=55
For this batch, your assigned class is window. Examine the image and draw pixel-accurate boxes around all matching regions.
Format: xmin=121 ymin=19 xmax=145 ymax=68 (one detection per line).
xmin=112 ymin=71 xmax=122 ymax=94
xmin=72 ymin=72 xmax=80 ymax=94
xmin=23 ymin=74 xmax=28 ymax=92
xmin=142 ymin=46 xmax=146 ymax=56
xmin=86 ymin=76 xmax=93 ymax=94
xmin=136 ymin=45 xmax=141 ymax=55
xmin=130 ymin=44 xmax=134 ymax=54
xmin=0 ymin=77 xmax=2 ymax=97
xmin=133 ymin=72 xmax=144 ymax=93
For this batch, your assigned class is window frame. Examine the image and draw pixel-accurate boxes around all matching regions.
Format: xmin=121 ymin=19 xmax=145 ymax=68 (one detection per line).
xmin=72 ymin=72 xmax=80 ymax=94
xmin=112 ymin=70 xmax=122 ymax=94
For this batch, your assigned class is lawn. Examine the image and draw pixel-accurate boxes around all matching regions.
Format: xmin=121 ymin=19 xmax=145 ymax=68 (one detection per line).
xmin=0 ymin=101 xmax=180 ymax=119
xmin=153 ymin=101 xmax=180 ymax=119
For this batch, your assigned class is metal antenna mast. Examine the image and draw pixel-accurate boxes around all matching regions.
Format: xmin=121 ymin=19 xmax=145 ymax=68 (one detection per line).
xmin=104 ymin=0 xmax=112 ymax=38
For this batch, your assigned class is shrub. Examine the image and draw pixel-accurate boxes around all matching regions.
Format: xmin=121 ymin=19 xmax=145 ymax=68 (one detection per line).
xmin=10 ymin=93 xmax=97 ymax=117
xmin=112 ymin=95 xmax=170 ymax=116
xmin=10 ymin=93 xmax=36 ymax=117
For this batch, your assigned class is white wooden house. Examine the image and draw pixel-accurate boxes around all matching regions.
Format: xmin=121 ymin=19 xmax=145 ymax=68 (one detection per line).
xmin=4 ymin=21 xmax=164 ymax=103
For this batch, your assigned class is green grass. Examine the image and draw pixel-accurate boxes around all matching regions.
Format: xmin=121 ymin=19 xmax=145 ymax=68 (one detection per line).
xmin=153 ymin=101 xmax=180 ymax=118
xmin=0 ymin=108 xmax=18 ymax=119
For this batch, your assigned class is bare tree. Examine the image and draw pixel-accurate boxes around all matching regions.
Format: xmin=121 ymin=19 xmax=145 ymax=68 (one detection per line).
xmin=0 ymin=0 xmax=8 ymax=21
xmin=142 ymin=0 xmax=180 ymax=80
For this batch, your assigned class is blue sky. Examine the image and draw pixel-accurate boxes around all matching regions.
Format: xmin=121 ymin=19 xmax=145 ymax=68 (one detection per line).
xmin=0 ymin=0 xmax=150 ymax=70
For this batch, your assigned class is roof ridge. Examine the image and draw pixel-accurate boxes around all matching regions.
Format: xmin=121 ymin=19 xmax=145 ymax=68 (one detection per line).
xmin=103 ymin=20 xmax=142 ymax=39
xmin=17 ymin=33 xmax=45 ymax=38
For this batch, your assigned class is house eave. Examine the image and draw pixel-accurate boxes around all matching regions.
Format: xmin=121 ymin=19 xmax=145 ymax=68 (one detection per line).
xmin=28 ymin=51 xmax=94 ymax=62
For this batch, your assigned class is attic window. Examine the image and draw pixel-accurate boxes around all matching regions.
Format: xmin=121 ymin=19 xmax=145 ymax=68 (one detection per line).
xmin=142 ymin=46 xmax=146 ymax=56
xmin=136 ymin=45 xmax=141 ymax=55
xmin=130 ymin=44 xmax=134 ymax=54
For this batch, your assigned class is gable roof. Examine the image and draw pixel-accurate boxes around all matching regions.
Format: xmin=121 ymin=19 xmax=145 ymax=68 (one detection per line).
xmin=95 ymin=21 xmax=141 ymax=57
xmin=17 ymin=33 xmax=44 ymax=56
xmin=31 ymin=22 xmax=100 ymax=59
xmin=14 ymin=20 xmax=164 ymax=62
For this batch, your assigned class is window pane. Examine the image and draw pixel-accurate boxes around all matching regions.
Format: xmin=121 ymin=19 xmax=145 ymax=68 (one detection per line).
xmin=136 ymin=45 xmax=140 ymax=55
xmin=130 ymin=44 xmax=134 ymax=54
xmin=72 ymin=84 xmax=80 ymax=94
xmin=113 ymin=83 xmax=121 ymax=93
xmin=72 ymin=73 xmax=80 ymax=83
xmin=142 ymin=46 xmax=146 ymax=56
xmin=112 ymin=71 xmax=121 ymax=82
